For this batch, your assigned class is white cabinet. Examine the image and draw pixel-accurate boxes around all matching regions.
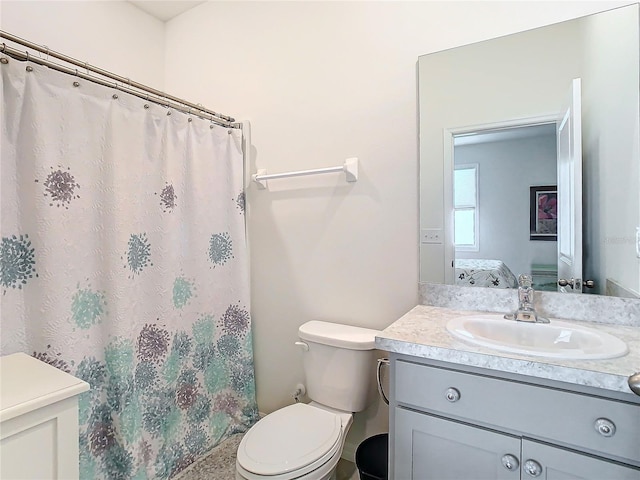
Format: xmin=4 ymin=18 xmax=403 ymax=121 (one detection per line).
xmin=0 ymin=353 xmax=89 ymax=480
xmin=390 ymin=355 xmax=640 ymax=479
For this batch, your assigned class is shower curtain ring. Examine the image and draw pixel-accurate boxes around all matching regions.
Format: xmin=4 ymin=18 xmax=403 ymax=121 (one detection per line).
xmin=25 ymin=51 xmax=29 ymax=62
xmin=111 ymin=80 xmax=119 ymax=98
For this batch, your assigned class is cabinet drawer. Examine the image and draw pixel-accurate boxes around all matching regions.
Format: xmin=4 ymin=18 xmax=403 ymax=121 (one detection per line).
xmin=395 ymin=360 xmax=640 ymax=464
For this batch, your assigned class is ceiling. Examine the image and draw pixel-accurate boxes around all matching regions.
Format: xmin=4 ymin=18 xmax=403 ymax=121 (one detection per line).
xmin=128 ymin=1 xmax=205 ymax=22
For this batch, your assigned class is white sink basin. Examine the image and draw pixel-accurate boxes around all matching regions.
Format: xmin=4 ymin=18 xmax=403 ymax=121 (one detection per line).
xmin=446 ymin=315 xmax=628 ymax=360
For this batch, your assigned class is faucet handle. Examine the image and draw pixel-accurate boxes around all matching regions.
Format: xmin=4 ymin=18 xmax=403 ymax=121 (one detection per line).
xmin=518 ymin=274 xmax=533 ymax=288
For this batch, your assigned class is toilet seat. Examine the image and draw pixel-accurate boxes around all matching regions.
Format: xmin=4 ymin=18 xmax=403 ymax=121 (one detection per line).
xmin=236 ymin=403 xmax=344 ymax=479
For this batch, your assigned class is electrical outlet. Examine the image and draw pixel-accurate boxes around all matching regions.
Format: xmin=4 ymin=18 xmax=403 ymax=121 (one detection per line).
xmin=421 ymin=228 xmax=443 ymax=244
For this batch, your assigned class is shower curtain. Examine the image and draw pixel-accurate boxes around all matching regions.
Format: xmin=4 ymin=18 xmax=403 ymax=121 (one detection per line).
xmin=0 ymin=58 xmax=257 ymax=479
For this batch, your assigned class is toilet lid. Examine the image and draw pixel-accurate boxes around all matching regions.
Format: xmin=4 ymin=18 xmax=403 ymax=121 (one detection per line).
xmin=237 ymin=403 xmax=343 ymax=476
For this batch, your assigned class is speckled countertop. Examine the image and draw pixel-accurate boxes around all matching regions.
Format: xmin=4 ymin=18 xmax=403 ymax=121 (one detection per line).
xmin=375 ymin=305 xmax=640 ymax=396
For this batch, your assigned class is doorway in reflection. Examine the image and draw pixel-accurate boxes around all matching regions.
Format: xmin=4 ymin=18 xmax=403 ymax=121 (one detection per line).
xmin=453 ymin=123 xmax=558 ymax=291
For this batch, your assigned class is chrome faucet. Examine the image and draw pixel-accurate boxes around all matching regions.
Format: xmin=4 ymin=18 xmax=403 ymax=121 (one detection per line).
xmin=504 ymin=274 xmax=550 ymax=323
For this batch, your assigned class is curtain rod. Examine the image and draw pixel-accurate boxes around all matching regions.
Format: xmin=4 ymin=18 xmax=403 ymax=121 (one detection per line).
xmin=0 ymin=30 xmax=241 ymax=129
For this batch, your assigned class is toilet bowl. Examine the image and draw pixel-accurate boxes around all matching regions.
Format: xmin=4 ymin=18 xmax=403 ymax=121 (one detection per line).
xmin=235 ymin=321 xmax=380 ymax=480
xmin=235 ymin=403 xmax=352 ymax=480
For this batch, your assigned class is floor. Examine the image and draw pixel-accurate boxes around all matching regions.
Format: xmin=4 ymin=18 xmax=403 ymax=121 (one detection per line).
xmin=174 ymin=433 xmax=359 ymax=480
xmin=174 ymin=433 xmax=243 ymax=480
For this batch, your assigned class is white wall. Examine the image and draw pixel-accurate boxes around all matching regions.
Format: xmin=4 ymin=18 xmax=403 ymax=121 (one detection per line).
xmin=456 ymin=134 xmax=557 ymax=277
xmin=0 ymin=1 xmax=165 ymax=89
xmin=581 ymin=5 xmax=640 ymax=296
xmin=163 ymin=0 xmax=634 ymax=455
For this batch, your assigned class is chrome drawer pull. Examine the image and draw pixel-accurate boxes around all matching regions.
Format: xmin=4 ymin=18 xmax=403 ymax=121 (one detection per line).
xmin=445 ymin=387 xmax=460 ymax=402
xmin=501 ymin=454 xmax=519 ymax=471
xmin=628 ymin=372 xmax=640 ymax=396
xmin=594 ymin=418 xmax=616 ymax=437
xmin=524 ymin=459 xmax=542 ymax=477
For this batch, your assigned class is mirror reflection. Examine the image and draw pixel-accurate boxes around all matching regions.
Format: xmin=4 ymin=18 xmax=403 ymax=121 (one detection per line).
xmin=418 ymin=4 xmax=640 ymax=298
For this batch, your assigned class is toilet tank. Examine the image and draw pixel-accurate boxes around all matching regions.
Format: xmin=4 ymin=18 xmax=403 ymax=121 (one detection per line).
xmin=298 ymin=321 xmax=381 ymax=413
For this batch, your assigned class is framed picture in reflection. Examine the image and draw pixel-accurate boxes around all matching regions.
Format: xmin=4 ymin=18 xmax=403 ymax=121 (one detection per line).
xmin=530 ymin=186 xmax=557 ymax=241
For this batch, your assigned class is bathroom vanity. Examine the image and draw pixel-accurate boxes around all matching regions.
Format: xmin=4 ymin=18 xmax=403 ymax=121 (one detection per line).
xmin=0 ymin=353 xmax=89 ymax=479
xmin=376 ymin=306 xmax=640 ymax=479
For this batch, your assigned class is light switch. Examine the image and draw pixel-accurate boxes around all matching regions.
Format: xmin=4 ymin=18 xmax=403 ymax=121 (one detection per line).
xmin=421 ymin=228 xmax=443 ymax=244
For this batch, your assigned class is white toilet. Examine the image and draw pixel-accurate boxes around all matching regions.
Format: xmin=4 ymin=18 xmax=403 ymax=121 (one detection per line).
xmin=236 ymin=320 xmax=381 ymax=480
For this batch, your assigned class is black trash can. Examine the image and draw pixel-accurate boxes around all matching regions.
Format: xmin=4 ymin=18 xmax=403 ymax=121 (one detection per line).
xmin=355 ymin=433 xmax=388 ymax=480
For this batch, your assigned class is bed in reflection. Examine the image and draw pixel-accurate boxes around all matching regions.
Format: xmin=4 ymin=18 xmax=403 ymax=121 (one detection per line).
xmin=454 ymin=259 xmax=518 ymax=288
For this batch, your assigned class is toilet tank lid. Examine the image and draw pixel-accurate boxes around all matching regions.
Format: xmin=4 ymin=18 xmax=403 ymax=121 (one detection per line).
xmin=298 ymin=321 xmax=380 ymax=350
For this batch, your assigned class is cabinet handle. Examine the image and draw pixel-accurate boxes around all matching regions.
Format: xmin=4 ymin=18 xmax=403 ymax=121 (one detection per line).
xmin=629 ymin=372 xmax=640 ymax=396
xmin=445 ymin=387 xmax=460 ymax=402
xmin=501 ymin=454 xmax=519 ymax=471
xmin=524 ymin=459 xmax=542 ymax=477
xmin=558 ymin=278 xmax=575 ymax=288
xmin=594 ymin=418 xmax=616 ymax=437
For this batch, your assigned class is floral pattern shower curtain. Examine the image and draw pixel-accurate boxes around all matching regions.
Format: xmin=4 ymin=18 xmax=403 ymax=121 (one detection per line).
xmin=0 ymin=58 xmax=257 ymax=479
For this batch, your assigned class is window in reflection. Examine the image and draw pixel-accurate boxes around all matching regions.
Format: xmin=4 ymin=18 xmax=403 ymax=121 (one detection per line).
xmin=454 ymin=165 xmax=478 ymax=251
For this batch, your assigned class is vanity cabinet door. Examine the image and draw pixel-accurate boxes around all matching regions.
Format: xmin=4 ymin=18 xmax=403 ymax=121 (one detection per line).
xmin=521 ymin=440 xmax=640 ymax=480
xmin=394 ymin=407 xmax=521 ymax=480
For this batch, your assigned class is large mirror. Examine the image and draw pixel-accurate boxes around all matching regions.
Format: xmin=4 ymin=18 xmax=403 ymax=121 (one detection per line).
xmin=419 ymin=4 xmax=640 ymax=299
